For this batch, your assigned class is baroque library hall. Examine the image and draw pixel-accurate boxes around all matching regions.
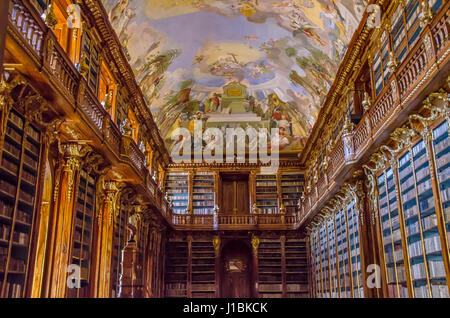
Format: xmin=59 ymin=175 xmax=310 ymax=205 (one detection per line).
xmin=0 ymin=0 xmax=450 ymax=300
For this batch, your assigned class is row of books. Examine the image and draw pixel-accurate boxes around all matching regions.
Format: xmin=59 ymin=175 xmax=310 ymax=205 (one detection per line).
xmin=193 ymin=195 xmax=214 ymax=200
xmin=172 ymin=201 xmax=188 ymax=207
xmin=193 ymin=182 xmax=214 ymax=187
xmin=424 ymin=235 xmax=442 ymax=254
xmin=25 ymin=126 xmax=40 ymax=141
xmin=282 ymin=187 xmax=304 ymax=193
xmin=4 ymin=140 xmax=21 ymax=158
xmin=22 ymin=169 xmax=37 ymax=185
xmin=165 ymin=182 xmax=188 ymax=188
xmin=259 ymin=208 xmax=279 ymax=214
xmin=431 ymin=284 xmax=450 ymax=298
xmin=256 ymin=175 xmax=276 ymax=180
xmin=0 ymin=200 xmax=14 ymax=218
xmin=192 ymin=188 xmax=213 ymax=194
xmin=192 ymin=208 xmax=214 ymax=215
xmin=256 ymin=186 xmax=277 ymax=192
xmin=23 ymin=154 xmax=38 ymax=170
xmin=383 ymin=229 xmax=402 ymax=245
xmin=16 ymin=209 xmax=32 ymax=225
xmin=281 ymin=180 xmax=304 ymax=185
xmin=9 ymin=112 xmax=24 ymax=129
xmin=19 ymin=189 xmax=34 ymax=205
xmin=167 ymin=189 xmax=188 ymax=194
xmin=0 ymin=179 xmax=17 ymax=196
xmin=8 ymin=257 xmax=26 ymax=272
xmin=2 ymin=157 xmax=19 ymax=175
xmin=24 ymin=140 xmax=39 ymax=156
xmin=6 ymin=126 xmax=23 ymax=143
xmin=0 ymin=223 xmax=11 ymax=241
xmin=192 ymin=201 xmax=214 ymax=207
xmin=12 ymin=231 xmax=29 ymax=246
xmin=411 ymin=262 xmax=427 ymax=280
xmin=1 ymin=282 xmax=23 ymax=298
xmin=428 ymin=260 xmax=447 ymax=278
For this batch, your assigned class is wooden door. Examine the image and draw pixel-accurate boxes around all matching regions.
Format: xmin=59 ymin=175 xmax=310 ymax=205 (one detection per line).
xmin=220 ymin=241 xmax=253 ymax=298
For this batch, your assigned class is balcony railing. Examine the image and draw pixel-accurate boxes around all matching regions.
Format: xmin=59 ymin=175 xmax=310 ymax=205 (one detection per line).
xmin=299 ymin=3 xmax=450 ymax=226
xmin=171 ymin=213 xmax=299 ymax=230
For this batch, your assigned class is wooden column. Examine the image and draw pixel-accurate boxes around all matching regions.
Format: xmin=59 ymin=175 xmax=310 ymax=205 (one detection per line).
xmin=119 ymin=212 xmax=142 ymax=298
xmin=92 ymin=180 xmax=120 ymax=298
xmin=364 ymin=167 xmax=389 ymax=298
xmin=353 ymin=179 xmax=378 ymax=298
xmin=251 ymin=235 xmax=260 ymax=298
xmin=47 ymin=143 xmax=91 ymax=298
xmin=119 ymin=240 xmax=140 ymax=298
xmin=143 ymin=226 xmax=156 ymax=298
xmin=391 ymin=159 xmax=415 ymax=297
xmin=187 ymin=234 xmax=192 ymax=298
xmin=30 ymin=123 xmax=60 ymax=298
xmin=422 ymin=127 xmax=450 ymax=291
xmin=249 ymin=170 xmax=256 ymax=211
xmin=281 ymin=235 xmax=287 ymax=297
xmin=213 ymin=236 xmax=221 ymax=298
xmin=0 ymin=0 xmax=9 ymax=75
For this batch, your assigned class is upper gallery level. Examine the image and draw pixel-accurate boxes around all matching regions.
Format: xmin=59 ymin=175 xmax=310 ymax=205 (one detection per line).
xmin=3 ymin=0 xmax=449 ymax=231
xmin=298 ymin=0 xmax=449 ymax=226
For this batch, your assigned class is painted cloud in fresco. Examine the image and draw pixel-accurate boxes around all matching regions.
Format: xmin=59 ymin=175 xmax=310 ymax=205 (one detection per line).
xmin=102 ymin=0 xmax=366 ymax=152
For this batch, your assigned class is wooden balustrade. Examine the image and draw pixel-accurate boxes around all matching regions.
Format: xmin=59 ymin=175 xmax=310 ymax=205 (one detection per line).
xmin=9 ymin=0 xmax=44 ymax=58
xmin=79 ymin=83 xmax=107 ymax=133
xmin=170 ymin=213 xmax=297 ymax=229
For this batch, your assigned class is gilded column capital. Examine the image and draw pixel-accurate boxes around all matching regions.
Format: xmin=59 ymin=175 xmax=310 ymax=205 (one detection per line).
xmin=0 ymin=74 xmax=25 ymax=137
xmin=97 ymin=179 xmax=120 ymax=226
xmin=56 ymin=142 xmax=92 ymax=198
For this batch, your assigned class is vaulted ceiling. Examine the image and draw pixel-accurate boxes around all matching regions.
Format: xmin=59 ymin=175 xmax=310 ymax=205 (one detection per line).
xmin=102 ymin=0 xmax=365 ymax=154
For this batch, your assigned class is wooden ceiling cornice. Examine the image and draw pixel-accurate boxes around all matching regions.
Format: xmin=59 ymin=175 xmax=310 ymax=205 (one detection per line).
xmin=299 ymin=0 xmax=387 ymax=166
xmin=81 ymin=0 xmax=170 ymax=166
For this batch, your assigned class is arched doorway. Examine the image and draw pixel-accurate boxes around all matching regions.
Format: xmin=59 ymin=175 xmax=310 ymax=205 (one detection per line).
xmin=220 ymin=240 xmax=253 ymax=298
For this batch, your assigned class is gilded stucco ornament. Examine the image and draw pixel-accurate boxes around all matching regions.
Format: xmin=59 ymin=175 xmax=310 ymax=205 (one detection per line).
xmin=419 ymin=0 xmax=434 ymax=28
xmin=0 ymin=74 xmax=25 ymax=138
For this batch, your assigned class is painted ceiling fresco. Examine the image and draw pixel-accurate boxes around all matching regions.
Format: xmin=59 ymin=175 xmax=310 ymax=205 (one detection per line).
xmin=102 ymin=0 xmax=366 ymax=153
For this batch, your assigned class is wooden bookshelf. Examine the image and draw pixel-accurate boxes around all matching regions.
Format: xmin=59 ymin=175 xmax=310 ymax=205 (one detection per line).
xmin=165 ymin=172 xmax=189 ymax=214
xmin=327 ymin=218 xmax=338 ymax=297
xmin=191 ymin=240 xmax=215 ymax=298
xmin=378 ymin=167 xmax=408 ymax=297
xmin=336 ymin=208 xmax=351 ymax=298
xmin=67 ymin=169 xmax=95 ymax=298
xmin=319 ymin=225 xmax=330 ymax=298
xmin=192 ymin=172 xmax=215 ymax=215
xmin=432 ymin=120 xmax=450 ymax=289
xmin=255 ymin=174 xmax=278 ymax=214
xmin=347 ymin=199 xmax=364 ymax=298
xmin=258 ymin=240 xmax=282 ymax=298
xmin=399 ymin=137 xmax=447 ymax=297
xmin=0 ymin=110 xmax=41 ymax=298
xmin=164 ymin=241 xmax=188 ymax=298
xmin=111 ymin=200 xmax=128 ymax=298
xmin=375 ymin=124 xmax=450 ymax=298
xmin=280 ymin=173 xmax=304 ymax=214
xmin=284 ymin=239 xmax=308 ymax=298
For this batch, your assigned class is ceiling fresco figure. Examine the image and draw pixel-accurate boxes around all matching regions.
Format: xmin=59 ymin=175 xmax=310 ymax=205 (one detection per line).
xmin=102 ymin=0 xmax=364 ymax=153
